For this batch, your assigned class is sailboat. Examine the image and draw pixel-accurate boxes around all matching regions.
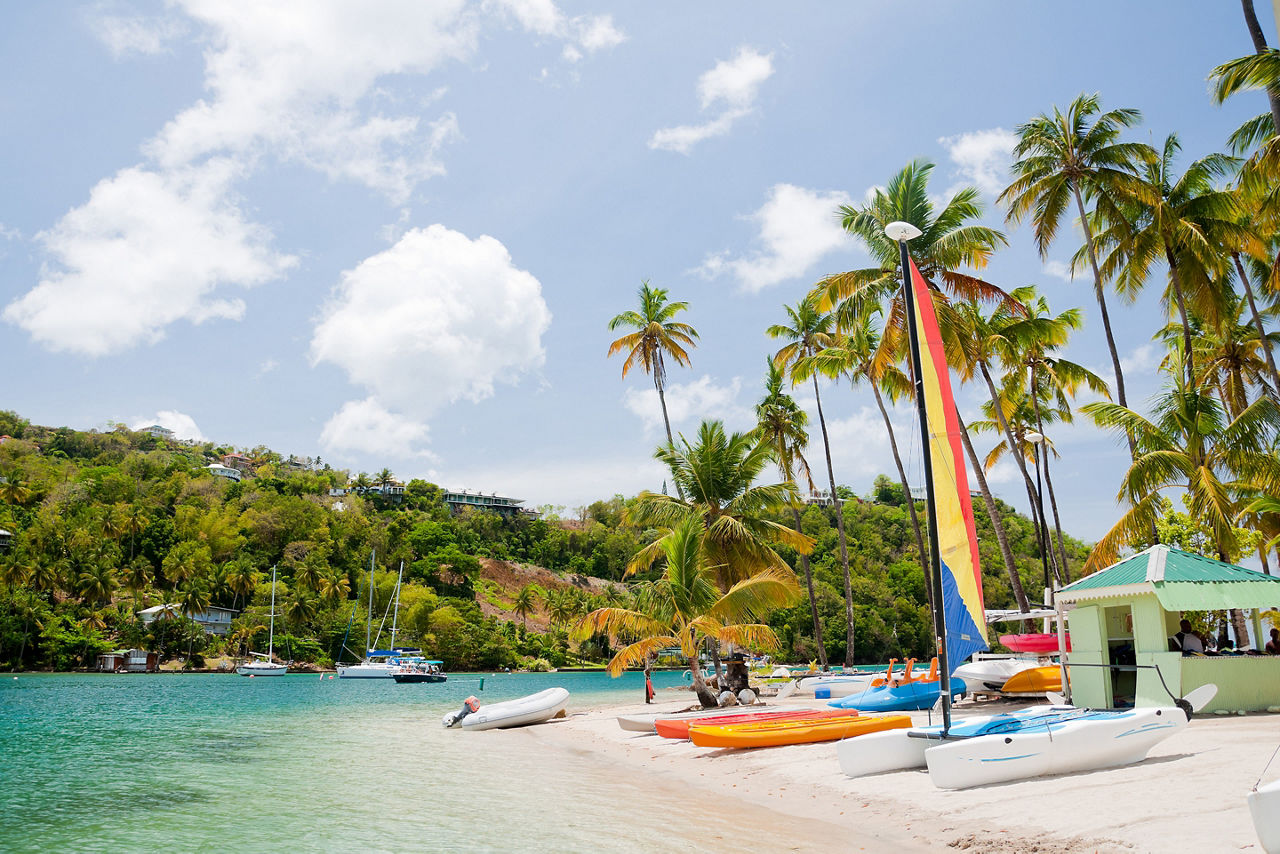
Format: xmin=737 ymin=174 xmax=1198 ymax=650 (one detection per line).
xmin=836 ymin=224 xmax=1209 ymax=788
xmin=237 ymin=565 xmax=287 ymax=676
xmin=336 ymin=555 xmax=413 ymax=679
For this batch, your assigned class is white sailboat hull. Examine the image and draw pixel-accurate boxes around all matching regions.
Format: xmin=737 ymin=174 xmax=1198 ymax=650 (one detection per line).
xmin=237 ymin=661 xmax=287 ymax=676
xmin=837 ymin=727 xmax=932 ymax=777
xmin=1250 ymin=779 xmax=1280 ymax=854
xmin=336 ymin=663 xmax=397 ymax=679
xmin=924 ymin=706 xmax=1188 ymax=789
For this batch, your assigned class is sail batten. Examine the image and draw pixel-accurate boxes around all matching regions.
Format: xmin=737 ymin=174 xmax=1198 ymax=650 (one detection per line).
xmin=907 ymin=259 xmax=988 ymax=669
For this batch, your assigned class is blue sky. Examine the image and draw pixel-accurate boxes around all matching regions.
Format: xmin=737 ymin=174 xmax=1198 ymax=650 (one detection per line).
xmin=1 ymin=1 xmax=1274 ymax=546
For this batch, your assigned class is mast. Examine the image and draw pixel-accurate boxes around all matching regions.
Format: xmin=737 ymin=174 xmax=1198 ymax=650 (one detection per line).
xmin=268 ymin=564 xmax=277 ymax=660
xmin=390 ymin=561 xmax=404 ymax=650
xmin=366 ymin=548 xmax=375 ymax=657
xmin=892 ymin=223 xmax=953 ymax=734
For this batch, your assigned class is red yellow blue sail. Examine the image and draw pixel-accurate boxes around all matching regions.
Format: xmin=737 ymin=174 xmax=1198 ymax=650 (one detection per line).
xmin=907 ymin=258 xmax=988 ymax=668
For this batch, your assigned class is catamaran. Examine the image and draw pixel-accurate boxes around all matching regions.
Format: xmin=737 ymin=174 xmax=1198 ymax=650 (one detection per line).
xmin=836 ymin=224 xmax=1208 ymax=789
xmin=237 ymin=565 xmax=287 ymax=676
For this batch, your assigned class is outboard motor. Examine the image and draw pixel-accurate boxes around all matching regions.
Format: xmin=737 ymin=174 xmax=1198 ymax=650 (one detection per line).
xmin=442 ymin=695 xmax=481 ymax=728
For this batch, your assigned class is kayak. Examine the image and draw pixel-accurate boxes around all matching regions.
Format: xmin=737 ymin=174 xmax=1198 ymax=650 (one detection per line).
xmin=827 ymin=678 xmax=967 ymax=712
xmin=1000 ymin=632 xmax=1070 ymax=653
xmin=1000 ymin=665 xmax=1064 ymax=694
xmin=688 ymin=713 xmax=911 ymax=749
xmin=617 ymin=706 xmax=771 ymax=734
xmin=655 ymin=708 xmax=857 ymax=740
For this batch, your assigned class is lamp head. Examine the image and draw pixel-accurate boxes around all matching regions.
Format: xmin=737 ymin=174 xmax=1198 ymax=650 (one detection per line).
xmin=884 ymin=221 xmax=923 ymax=242
xmin=1025 ymin=431 xmax=1044 ymax=444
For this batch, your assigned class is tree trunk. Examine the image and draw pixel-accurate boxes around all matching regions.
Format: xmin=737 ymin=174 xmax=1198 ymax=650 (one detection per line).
xmin=1230 ymin=607 xmax=1251 ymax=649
xmin=653 ymin=353 xmax=686 ymax=502
xmin=791 ymin=505 xmax=828 ymax=668
xmin=813 ymin=373 xmax=856 ymax=667
xmin=957 ymin=412 xmax=1030 ymax=611
xmin=688 ymin=644 xmax=719 ymax=708
xmin=1233 ymin=252 xmax=1280 ymax=394
xmin=1261 ymin=544 xmax=1273 ymax=576
xmin=979 ymin=362 xmax=1048 ymax=537
xmin=1023 ymin=475 xmax=1052 ymax=595
xmin=1073 ymin=186 xmax=1132 ymax=418
xmin=868 ymin=377 xmax=932 ymax=612
xmin=1029 ymin=375 xmax=1071 ymax=583
xmin=1165 ymin=250 xmax=1197 ymax=387
xmin=1241 ymin=0 xmax=1280 ymax=133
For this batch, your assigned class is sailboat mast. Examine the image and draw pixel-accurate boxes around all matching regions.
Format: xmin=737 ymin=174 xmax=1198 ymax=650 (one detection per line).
xmin=268 ymin=564 xmax=277 ymax=659
xmin=896 ymin=235 xmax=953 ymax=733
xmin=366 ymin=548 xmax=375 ymax=656
xmin=390 ymin=561 xmax=404 ymax=650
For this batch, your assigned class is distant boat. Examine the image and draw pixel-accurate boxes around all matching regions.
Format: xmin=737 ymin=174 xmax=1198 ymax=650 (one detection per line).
xmin=337 ymin=556 xmax=410 ymax=679
xmin=391 ymin=659 xmax=447 ymax=684
xmin=237 ymin=565 xmax=287 ymax=677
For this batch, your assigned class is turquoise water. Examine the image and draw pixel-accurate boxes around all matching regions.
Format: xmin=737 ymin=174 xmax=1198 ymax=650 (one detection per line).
xmin=1 ymin=671 xmax=790 ymax=853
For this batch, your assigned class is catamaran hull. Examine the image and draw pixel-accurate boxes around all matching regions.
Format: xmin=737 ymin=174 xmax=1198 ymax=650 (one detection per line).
xmin=836 ymin=728 xmax=932 ymax=777
xmin=1249 ymin=779 xmax=1280 ymax=854
xmin=924 ymin=706 xmax=1187 ymax=789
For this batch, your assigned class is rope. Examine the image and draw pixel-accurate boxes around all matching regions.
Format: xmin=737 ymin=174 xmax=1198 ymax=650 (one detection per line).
xmin=1256 ymin=741 xmax=1280 ymax=791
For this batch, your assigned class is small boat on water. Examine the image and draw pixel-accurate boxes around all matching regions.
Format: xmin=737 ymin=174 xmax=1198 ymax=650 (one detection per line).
xmin=442 ymin=687 xmax=569 ymax=731
xmin=655 ymin=708 xmax=856 ymax=740
xmin=1250 ymin=778 xmax=1280 ymax=854
xmin=391 ymin=659 xmax=447 ymax=684
xmin=688 ymin=713 xmax=911 ymax=749
xmin=237 ymin=565 xmax=287 ymax=677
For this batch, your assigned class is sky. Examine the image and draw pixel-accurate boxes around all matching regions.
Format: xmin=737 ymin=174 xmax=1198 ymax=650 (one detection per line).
xmin=1 ymin=1 xmax=1275 ymax=547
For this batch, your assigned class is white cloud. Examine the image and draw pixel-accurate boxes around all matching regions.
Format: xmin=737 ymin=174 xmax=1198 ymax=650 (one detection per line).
xmin=130 ymin=410 xmax=207 ymax=442
xmin=484 ymin=0 xmax=624 ymax=63
xmin=650 ymin=47 xmax=774 ymax=154
xmin=697 ymin=183 xmax=854 ymax=292
xmin=1043 ymin=260 xmax=1075 ymax=281
xmin=88 ymin=6 xmax=188 ymax=57
xmin=318 ymin=398 xmax=435 ymax=459
xmin=311 ymin=225 xmax=551 ymax=457
xmin=1121 ymin=343 xmax=1160 ymax=376
xmin=3 ymin=161 xmax=296 ymax=355
xmin=623 ymin=375 xmax=753 ymax=435
xmin=938 ymin=127 xmax=1018 ymax=197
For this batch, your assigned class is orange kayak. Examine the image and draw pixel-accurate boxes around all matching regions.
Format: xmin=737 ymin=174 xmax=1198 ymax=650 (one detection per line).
xmin=688 ymin=713 xmax=912 ymax=749
xmin=1001 ymin=665 xmax=1065 ymax=694
xmin=655 ymin=708 xmax=857 ymax=740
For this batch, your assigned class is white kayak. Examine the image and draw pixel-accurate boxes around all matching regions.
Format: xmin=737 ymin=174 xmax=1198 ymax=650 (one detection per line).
xmin=443 ymin=687 xmax=569 ymax=731
xmin=951 ymin=658 xmax=1039 ymax=691
xmin=1250 ymin=778 xmax=1280 ymax=854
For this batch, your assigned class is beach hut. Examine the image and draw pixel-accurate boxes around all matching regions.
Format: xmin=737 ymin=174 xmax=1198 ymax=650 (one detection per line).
xmin=1056 ymin=545 xmax=1280 ymax=713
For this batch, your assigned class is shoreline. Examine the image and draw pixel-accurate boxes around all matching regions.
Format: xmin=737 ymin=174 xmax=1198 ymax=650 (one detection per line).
xmin=531 ymin=693 xmax=1278 ymax=853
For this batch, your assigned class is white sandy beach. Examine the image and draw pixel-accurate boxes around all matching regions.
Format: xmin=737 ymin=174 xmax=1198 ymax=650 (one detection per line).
xmin=517 ymin=691 xmax=1280 ymax=853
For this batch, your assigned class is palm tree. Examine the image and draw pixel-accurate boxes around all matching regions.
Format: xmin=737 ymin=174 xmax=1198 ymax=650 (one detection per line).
xmin=1097 ymin=134 xmax=1259 ymax=387
xmin=513 ymin=583 xmax=543 ymax=628
xmin=607 ymin=281 xmax=700 ymax=498
xmin=376 ymin=468 xmax=394 ymax=488
xmin=119 ymin=504 xmax=148 ymax=559
xmin=767 ymin=297 xmax=857 ymax=663
xmin=0 ymin=476 xmax=32 ymax=507
xmin=545 ymin=588 xmax=576 ymax=629
xmin=573 ymin=516 xmax=799 ymax=707
xmin=78 ymin=561 xmax=118 ymax=607
xmin=317 ymin=571 xmax=350 ymax=607
xmin=1081 ymin=362 xmax=1280 ymax=572
xmin=1000 ymin=94 xmax=1149 ymax=417
xmin=751 ymin=358 xmax=828 ymax=668
xmin=1209 ymin=0 xmax=1280 ymax=136
xmin=1192 ymin=293 xmax=1275 ymax=418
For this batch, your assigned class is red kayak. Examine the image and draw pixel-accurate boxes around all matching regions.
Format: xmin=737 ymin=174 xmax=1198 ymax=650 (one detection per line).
xmin=655 ymin=708 xmax=858 ymax=740
xmin=1000 ymin=633 xmax=1070 ymax=653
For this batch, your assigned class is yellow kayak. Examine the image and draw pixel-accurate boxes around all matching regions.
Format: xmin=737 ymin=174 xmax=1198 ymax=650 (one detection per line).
xmin=688 ymin=713 xmax=912 ymax=749
xmin=1001 ymin=665 xmax=1064 ymax=694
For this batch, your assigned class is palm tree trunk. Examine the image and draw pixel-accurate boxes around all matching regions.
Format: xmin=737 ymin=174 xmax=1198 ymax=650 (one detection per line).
xmin=688 ymin=640 xmax=719 ymax=708
xmin=812 ymin=374 xmax=855 ymax=667
xmin=979 ymin=362 xmax=1048 ymax=539
xmin=1029 ymin=373 xmax=1071 ymax=583
xmin=1241 ymin=0 xmax=1280 ymax=133
xmin=654 ymin=353 xmax=686 ymax=502
xmin=1073 ymin=185 xmax=1132 ymax=418
xmin=1230 ymin=607 xmax=1251 ymax=649
xmin=1022 ymin=476 xmax=1052 ymax=593
xmin=1165 ymin=250 xmax=1197 ymax=387
xmin=957 ymin=412 xmax=1030 ymax=611
xmin=867 ymin=378 xmax=932 ymax=611
xmin=791 ymin=505 xmax=828 ymax=668
xmin=1233 ymin=252 xmax=1280 ymax=393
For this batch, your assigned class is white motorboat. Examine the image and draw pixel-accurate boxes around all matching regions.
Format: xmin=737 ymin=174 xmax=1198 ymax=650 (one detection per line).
xmin=951 ymin=657 xmax=1040 ymax=691
xmin=237 ymin=565 xmax=286 ymax=677
xmin=443 ymin=687 xmax=569 ymax=731
xmin=1250 ymin=778 xmax=1280 ymax=854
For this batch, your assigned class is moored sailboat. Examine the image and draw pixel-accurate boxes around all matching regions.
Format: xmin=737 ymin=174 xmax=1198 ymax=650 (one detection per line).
xmin=237 ymin=565 xmax=287 ymax=677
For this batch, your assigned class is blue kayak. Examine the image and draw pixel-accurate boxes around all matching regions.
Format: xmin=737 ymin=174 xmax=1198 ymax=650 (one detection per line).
xmin=827 ymin=677 xmax=967 ymax=711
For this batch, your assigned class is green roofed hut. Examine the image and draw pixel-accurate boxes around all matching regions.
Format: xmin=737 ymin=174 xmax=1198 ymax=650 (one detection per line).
xmin=1056 ymin=544 xmax=1280 ymax=713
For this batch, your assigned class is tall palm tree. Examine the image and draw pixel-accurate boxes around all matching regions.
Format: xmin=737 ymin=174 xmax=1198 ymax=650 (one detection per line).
xmin=751 ymin=358 xmax=828 ymax=668
xmin=573 ymin=516 xmax=799 ymax=707
xmin=767 ymin=297 xmax=856 ymax=664
xmin=627 ymin=420 xmax=812 ymax=590
xmin=1081 ymin=362 xmax=1280 ymax=572
xmin=78 ymin=561 xmax=118 ymax=608
xmin=317 ymin=570 xmax=350 ymax=607
xmin=1192 ymin=294 xmax=1275 ymax=417
xmin=1097 ymin=134 xmax=1259 ymax=387
xmin=513 ymin=583 xmax=542 ymax=629
xmin=1000 ymin=94 xmax=1149 ymax=418
xmin=608 ymin=281 xmax=699 ymax=500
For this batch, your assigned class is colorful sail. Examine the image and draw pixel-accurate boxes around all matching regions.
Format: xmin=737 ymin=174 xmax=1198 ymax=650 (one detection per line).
xmin=907 ymin=258 xmax=988 ymax=668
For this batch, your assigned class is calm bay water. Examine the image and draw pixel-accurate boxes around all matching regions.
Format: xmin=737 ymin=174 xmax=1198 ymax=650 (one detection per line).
xmin=0 ymin=670 xmax=779 ymax=854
